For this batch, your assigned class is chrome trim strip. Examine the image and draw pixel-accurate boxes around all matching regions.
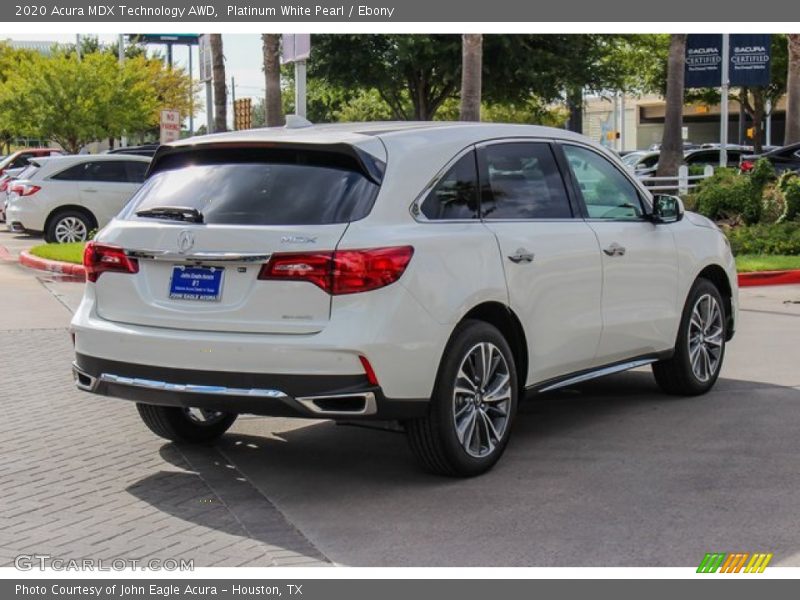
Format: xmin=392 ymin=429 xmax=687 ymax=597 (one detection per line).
xmin=125 ymin=250 xmax=271 ymax=263
xmin=538 ymin=359 xmax=657 ymax=393
xmin=78 ymin=369 xmax=378 ymax=417
xmin=296 ymin=392 xmax=377 ymax=416
xmin=98 ymin=373 xmax=289 ymax=398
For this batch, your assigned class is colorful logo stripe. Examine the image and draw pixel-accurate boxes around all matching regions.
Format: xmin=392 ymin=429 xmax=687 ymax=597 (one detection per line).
xmin=697 ymin=552 xmax=773 ymax=573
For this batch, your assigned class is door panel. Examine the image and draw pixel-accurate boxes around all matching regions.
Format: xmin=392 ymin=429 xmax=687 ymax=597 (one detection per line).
xmin=587 ymin=221 xmax=679 ymax=361
xmin=478 ymin=141 xmax=603 ymax=384
xmin=560 ymin=143 xmax=680 ymax=362
xmin=486 ymin=221 xmax=604 ymax=383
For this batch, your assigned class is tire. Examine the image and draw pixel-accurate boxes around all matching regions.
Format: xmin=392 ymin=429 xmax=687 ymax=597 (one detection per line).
xmin=652 ymin=278 xmax=726 ymax=396
xmin=406 ymin=319 xmax=518 ymax=477
xmin=45 ymin=210 xmax=93 ymax=243
xmin=136 ymin=404 xmax=237 ymax=443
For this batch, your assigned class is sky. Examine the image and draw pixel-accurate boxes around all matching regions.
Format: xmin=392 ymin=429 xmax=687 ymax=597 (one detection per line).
xmin=1 ymin=33 xmax=269 ymax=133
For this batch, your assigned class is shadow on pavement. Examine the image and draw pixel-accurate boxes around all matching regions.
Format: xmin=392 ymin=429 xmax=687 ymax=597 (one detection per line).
xmin=127 ymin=372 xmax=800 ymax=566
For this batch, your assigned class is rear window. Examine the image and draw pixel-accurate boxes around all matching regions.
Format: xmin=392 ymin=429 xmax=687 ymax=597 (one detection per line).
xmin=124 ymin=147 xmax=381 ymax=226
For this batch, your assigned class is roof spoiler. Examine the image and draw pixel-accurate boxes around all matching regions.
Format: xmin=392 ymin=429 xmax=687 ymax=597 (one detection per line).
xmin=148 ymin=141 xmax=386 ymax=185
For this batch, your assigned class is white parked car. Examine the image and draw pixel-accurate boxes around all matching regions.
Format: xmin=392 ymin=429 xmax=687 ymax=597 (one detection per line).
xmin=71 ymin=123 xmax=737 ymax=476
xmin=5 ymin=154 xmax=150 ymax=243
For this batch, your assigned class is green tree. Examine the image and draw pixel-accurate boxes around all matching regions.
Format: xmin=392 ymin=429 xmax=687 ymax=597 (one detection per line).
xmin=0 ymin=51 xmax=193 ymax=152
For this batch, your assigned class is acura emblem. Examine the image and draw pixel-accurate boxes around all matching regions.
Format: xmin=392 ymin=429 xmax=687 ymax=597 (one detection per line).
xmin=177 ymin=230 xmax=195 ymax=254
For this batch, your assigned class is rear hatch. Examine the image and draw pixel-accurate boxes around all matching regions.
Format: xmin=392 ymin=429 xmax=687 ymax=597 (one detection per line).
xmin=92 ymin=143 xmax=383 ymax=334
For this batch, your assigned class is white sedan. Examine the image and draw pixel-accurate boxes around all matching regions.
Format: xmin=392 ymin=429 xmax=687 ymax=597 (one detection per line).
xmin=5 ymin=154 xmax=151 ymax=243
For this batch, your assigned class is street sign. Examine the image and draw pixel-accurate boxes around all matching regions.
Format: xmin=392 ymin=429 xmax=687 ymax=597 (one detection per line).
xmin=686 ymin=34 xmax=772 ymax=88
xmin=198 ymin=34 xmax=212 ymax=82
xmin=128 ymin=34 xmax=200 ymax=45
xmin=729 ymin=34 xmax=771 ymax=87
xmin=160 ymin=109 xmax=181 ymax=144
xmin=281 ymin=34 xmax=311 ymax=64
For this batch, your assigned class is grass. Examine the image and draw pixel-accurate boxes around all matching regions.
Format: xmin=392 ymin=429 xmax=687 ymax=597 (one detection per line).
xmin=735 ymin=254 xmax=800 ymax=273
xmin=29 ymin=242 xmax=85 ymax=264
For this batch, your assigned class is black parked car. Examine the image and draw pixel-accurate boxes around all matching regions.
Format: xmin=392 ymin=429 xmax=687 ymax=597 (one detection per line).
xmin=740 ymin=142 xmax=800 ymax=174
xmin=107 ymin=144 xmax=160 ymax=158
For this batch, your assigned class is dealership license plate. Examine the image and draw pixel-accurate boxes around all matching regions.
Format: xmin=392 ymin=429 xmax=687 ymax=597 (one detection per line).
xmin=169 ymin=265 xmax=224 ymax=301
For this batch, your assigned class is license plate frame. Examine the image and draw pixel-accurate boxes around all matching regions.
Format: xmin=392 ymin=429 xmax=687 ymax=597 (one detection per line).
xmin=168 ymin=265 xmax=224 ymax=302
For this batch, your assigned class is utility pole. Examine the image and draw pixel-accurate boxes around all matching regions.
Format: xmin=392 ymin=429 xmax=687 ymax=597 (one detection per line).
xmin=118 ymin=34 xmax=127 ymax=148
xmin=188 ymin=46 xmax=194 ymax=135
xmin=720 ymin=34 xmax=730 ymax=167
xmin=295 ymin=60 xmax=307 ymax=118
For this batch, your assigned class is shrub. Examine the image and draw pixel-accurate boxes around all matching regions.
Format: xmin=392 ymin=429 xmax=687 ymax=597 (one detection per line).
xmin=750 ymin=157 xmax=776 ymax=191
xmin=725 ymin=222 xmax=800 ymax=256
xmin=778 ymin=174 xmax=800 ymax=223
xmin=761 ymin=183 xmax=786 ymax=223
xmin=690 ymin=168 xmax=761 ymax=225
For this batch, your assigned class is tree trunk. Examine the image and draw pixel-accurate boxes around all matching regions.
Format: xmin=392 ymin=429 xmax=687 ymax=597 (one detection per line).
xmin=210 ymin=34 xmax=227 ymax=133
xmin=262 ymin=34 xmax=284 ymax=127
xmin=459 ymin=34 xmax=482 ymax=122
xmin=786 ymin=34 xmax=800 ymax=145
xmin=656 ymin=34 xmax=687 ymax=178
xmin=566 ymin=87 xmax=583 ymax=133
xmin=752 ymin=91 xmax=765 ymax=154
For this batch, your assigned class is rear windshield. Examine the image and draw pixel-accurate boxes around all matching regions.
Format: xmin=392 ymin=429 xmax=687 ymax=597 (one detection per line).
xmin=123 ymin=148 xmax=381 ymax=226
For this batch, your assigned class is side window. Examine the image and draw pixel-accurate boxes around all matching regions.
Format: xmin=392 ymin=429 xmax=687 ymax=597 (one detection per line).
xmin=125 ymin=161 xmax=149 ymax=184
xmin=51 ymin=163 xmax=90 ymax=181
xmin=481 ymin=142 xmax=572 ymax=219
xmin=563 ymin=145 xmax=644 ymax=220
xmin=421 ymin=151 xmax=479 ymax=220
xmin=85 ymin=161 xmax=128 ymax=183
xmin=9 ymin=154 xmax=31 ymax=169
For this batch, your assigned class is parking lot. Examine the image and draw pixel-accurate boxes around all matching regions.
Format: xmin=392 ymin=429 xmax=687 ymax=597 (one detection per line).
xmin=1 ymin=228 xmax=799 ymax=567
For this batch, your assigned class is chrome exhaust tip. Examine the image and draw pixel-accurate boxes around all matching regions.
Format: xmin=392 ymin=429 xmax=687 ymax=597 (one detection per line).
xmin=72 ymin=363 xmax=97 ymax=391
xmin=296 ymin=392 xmax=377 ymax=416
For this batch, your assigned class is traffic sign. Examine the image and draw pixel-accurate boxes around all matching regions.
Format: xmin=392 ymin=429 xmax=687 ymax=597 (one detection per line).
xmin=160 ymin=109 xmax=181 ymax=144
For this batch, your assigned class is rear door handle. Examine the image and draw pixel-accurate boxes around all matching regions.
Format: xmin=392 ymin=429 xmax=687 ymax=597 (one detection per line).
xmin=508 ymin=249 xmax=535 ymax=264
xmin=83 ymin=188 xmax=98 ymax=193
xmin=603 ymin=243 xmax=626 ymax=257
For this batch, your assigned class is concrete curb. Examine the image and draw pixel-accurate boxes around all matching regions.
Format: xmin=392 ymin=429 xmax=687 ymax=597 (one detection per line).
xmin=19 ymin=250 xmax=86 ymax=281
xmin=738 ymin=269 xmax=800 ymax=288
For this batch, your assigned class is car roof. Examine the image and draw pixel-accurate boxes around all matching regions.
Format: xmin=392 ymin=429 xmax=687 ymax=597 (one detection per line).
xmin=33 ymin=153 xmax=151 ymax=166
xmin=166 ymin=121 xmax=589 ymax=150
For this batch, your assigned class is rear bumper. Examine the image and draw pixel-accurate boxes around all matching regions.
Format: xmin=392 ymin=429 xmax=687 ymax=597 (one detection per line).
xmin=73 ymin=354 xmax=428 ymax=421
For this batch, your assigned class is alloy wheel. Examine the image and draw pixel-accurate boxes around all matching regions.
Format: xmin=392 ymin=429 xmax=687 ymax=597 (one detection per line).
xmin=452 ymin=342 xmax=512 ymax=458
xmin=688 ymin=293 xmax=724 ymax=383
xmin=54 ymin=217 xmax=88 ymax=243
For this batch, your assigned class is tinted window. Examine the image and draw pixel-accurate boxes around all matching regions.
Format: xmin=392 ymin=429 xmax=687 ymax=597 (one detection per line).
xmin=124 ymin=161 xmax=149 ymax=183
xmin=563 ymin=145 xmax=644 ymax=220
xmin=125 ymin=158 xmax=380 ymax=226
xmin=482 ymin=143 xmax=572 ymax=219
xmin=86 ymin=161 xmax=128 ymax=183
xmin=51 ymin=163 xmax=89 ymax=181
xmin=9 ymin=154 xmax=32 ymax=169
xmin=421 ymin=152 xmax=479 ymax=220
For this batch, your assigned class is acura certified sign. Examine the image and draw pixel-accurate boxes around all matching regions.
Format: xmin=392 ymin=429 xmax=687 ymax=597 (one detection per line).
xmin=685 ymin=34 xmax=771 ymax=88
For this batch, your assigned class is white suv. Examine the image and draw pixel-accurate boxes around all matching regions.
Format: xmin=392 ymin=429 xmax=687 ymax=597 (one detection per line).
xmin=71 ymin=122 xmax=737 ymax=476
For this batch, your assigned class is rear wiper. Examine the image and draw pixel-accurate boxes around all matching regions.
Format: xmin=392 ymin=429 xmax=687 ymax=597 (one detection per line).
xmin=135 ymin=206 xmax=204 ymax=223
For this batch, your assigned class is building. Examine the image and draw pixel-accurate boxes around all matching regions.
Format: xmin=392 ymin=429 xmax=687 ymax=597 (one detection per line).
xmin=584 ymin=93 xmax=788 ymax=151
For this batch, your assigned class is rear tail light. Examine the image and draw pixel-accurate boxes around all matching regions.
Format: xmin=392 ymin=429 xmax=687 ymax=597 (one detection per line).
xmin=740 ymin=160 xmax=755 ymax=172
xmin=358 ymin=355 xmax=379 ymax=386
xmin=0 ymin=179 xmax=8 ymax=192
xmin=9 ymin=183 xmax=40 ymax=196
xmin=83 ymin=242 xmax=139 ymax=282
xmin=259 ymin=246 xmax=414 ymax=295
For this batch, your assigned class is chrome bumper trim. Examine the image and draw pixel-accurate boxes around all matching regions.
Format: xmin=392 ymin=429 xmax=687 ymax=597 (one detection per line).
xmin=73 ymin=363 xmax=377 ymax=416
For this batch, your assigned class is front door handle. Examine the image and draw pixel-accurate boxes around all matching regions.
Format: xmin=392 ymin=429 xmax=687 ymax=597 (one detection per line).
xmin=603 ymin=242 xmax=626 ymax=257
xmin=508 ymin=249 xmax=535 ymax=264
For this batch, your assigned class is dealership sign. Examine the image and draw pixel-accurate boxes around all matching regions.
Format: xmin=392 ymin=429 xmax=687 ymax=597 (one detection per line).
xmin=685 ymin=34 xmax=771 ymax=88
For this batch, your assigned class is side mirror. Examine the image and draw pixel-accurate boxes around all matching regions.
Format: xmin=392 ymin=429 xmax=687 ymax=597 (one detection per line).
xmin=651 ymin=194 xmax=684 ymax=224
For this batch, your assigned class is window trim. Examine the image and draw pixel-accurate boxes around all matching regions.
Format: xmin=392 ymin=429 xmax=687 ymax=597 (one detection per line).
xmin=555 ymin=140 xmax=653 ymax=222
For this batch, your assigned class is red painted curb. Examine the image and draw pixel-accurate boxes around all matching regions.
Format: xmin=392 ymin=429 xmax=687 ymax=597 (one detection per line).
xmin=19 ymin=250 xmax=86 ymax=281
xmin=0 ymin=245 xmax=12 ymax=261
xmin=738 ymin=269 xmax=800 ymax=287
